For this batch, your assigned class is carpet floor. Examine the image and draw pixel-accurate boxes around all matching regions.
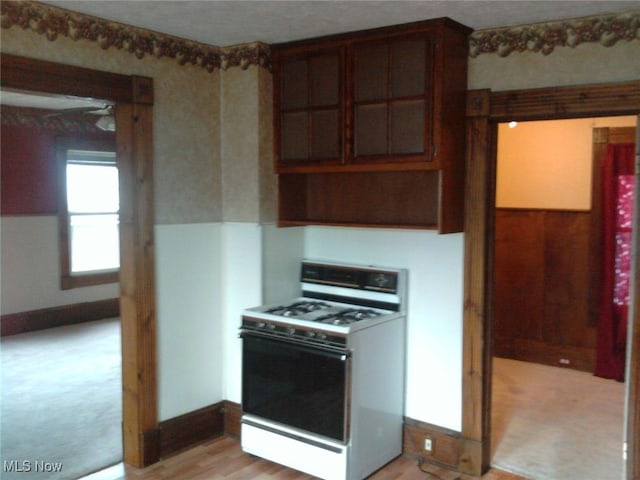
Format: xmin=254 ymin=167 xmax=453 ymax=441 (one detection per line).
xmin=1 ymin=318 xmax=122 ymax=480
xmin=491 ymin=357 xmax=625 ymax=480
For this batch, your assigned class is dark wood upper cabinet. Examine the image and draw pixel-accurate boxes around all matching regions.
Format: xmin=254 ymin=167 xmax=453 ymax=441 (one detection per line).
xmin=272 ymin=18 xmax=471 ymax=232
xmin=276 ymin=47 xmax=344 ymax=166
xmin=352 ymin=35 xmax=432 ymax=162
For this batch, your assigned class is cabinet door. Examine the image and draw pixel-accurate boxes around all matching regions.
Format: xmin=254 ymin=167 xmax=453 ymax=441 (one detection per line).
xmin=352 ymin=35 xmax=433 ymax=163
xmin=276 ymin=49 xmax=343 ymax=167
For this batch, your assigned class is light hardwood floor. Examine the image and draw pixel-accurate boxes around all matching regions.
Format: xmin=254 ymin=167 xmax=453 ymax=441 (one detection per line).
xmin=90 ymin=436 xmax=527 ymax=480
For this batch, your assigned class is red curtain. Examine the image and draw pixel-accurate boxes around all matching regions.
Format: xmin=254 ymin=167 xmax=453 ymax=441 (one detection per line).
xmin=595 ymin=143 xmax=635 ymax=381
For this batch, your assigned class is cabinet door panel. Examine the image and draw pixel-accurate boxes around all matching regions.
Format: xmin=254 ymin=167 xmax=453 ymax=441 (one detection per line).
xmin=355 ymin=104 xmax=387 ymax=156
xmin=310 ymin=55 xmax=339 ymax=106
xmin=354 ymin=43 xmax=388 ymax=102
xmin=277 ymin=48 xmax=343 ymax=166
xmin=281 ymin=60 xmax=308 ymax=109
xmin=391 ymin=39 xmax=426 ymax=98
xmin=281 ymin=112 xmax=308 ymax=160
xmin=311 ymin=110 xmax=339 ymax=158
xmin=391 ymin=100 xmax=424 ymax=154
xmin=353 ymin=35 xmax=430 ymax=162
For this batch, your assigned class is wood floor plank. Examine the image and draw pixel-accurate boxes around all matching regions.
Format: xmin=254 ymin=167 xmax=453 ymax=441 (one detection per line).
xmin=120 ymin=436 xmax=528 ymax=480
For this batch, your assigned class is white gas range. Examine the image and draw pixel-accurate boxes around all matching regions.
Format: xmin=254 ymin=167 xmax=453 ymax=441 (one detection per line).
xmin=240 ymin=260 xmax=408 ymax=480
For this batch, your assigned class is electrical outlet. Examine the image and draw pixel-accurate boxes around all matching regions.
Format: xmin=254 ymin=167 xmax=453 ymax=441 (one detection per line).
xmin=424 ymin=436 xmax=434 ymax=454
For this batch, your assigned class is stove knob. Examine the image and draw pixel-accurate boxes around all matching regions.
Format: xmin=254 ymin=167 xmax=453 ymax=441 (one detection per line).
xmin=266 ymin=323 xmax=277 ymax=330
xmin=316 ymin=332 xmax=327 ymax=340
xmin=256 ymin=322 xmax=266 ymax=329
xmin=286 ymin=326 xmax=296 ymax=335
xmin=305 ymin=331 xmax=316 ymax=338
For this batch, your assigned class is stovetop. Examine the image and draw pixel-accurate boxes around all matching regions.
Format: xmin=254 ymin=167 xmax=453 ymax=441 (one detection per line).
xmin=242 ymin=260 xmax=407 ymax=337
xmin=263 ymin=300 xmax=385 ymax=326
xmin=242 ymin=297 xmax=401 ymax=339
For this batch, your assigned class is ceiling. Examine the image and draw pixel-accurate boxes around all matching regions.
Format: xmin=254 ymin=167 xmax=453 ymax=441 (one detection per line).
xmin=42 ymin=1 xmax=639 ymax=47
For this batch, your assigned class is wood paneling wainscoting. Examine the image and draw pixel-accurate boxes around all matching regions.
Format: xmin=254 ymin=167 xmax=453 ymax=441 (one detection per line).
xmin=1 ymin=298 xmax=120 ymax=337
xmin=494 ymin=208 xmax=596 ymax=372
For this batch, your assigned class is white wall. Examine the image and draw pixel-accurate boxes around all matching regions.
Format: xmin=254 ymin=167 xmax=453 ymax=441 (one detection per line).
xmin=262 ymin=224 xmax=305 ymax=304
xmin=304 ymin=226 xmax=465 ymax=431
xmin=220 ymin=223 xmax=264 ymax=403
xmin=0 ymin=216 xmax=119 ymax=315
xmin=155 ymin=223 xmax=224 ymax=420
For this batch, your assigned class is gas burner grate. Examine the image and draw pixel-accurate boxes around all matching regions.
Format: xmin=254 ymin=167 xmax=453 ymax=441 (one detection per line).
xmin=265 ymin=301 xmax=331 ymax=317
xmin=315 ymin=308 xmax=382 ymax=325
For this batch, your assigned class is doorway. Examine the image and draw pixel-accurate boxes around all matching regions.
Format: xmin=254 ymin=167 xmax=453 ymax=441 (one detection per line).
xmin=490 ymin=116 xmax=636 ymax=479
xmin=0 ymin=92 xmax=124 ymax=478
xmin=460 ymin=81 xmax=640 ymax=480
xmin=0 ymin=53 xmax=158 ymax=468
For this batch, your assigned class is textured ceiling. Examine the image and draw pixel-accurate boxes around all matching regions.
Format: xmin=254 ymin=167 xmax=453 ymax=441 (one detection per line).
xmin=42 ymin=0 xmax=639 ymax=47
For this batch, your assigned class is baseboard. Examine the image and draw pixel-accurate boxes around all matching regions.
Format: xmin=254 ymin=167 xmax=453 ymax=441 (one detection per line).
xmin=403 ymin=417 xmax=462 ymax=470
xmin=159 ymin=402 xmax=225 ymax=458
xmin=1 ymin=298 xmax=120 ymax=336
xmin=495 ymin=338 xmax=595 ymax=372
xmin=223 ymin=401 xmax=242 ymax=437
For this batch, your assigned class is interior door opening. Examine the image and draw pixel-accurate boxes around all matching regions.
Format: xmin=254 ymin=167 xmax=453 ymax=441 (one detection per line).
xmin=490 ymin=115 xmax=637 ymax=480
xmin=0 ymin=89 xmax=124 ymax=478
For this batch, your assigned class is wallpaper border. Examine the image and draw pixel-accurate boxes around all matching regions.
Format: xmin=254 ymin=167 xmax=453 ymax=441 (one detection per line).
xmin=1 ymin=1 xmax=638 ymax=69
xmin=470 ymin=11 xmax=640 ymax=57
xmin=0 ymin=0 xmax=270 ymax=72
xmin=1 ymin=105 xmax=110 ymax=134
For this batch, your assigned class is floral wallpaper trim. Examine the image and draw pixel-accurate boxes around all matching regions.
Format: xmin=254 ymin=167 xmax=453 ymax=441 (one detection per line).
xmin=470 ymin=11 xmax=640 ymax=57
xmin=0 ymin=1 xmax=270 ymax=72
xmin=1 ymin=105 xmax=113 ymax=135
xmin=1 ymin=1 xmax=638 ymax=64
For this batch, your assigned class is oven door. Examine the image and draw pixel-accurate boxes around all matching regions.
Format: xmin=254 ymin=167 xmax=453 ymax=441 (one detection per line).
xmin=241 ymin=331 xmax=350 ymax=442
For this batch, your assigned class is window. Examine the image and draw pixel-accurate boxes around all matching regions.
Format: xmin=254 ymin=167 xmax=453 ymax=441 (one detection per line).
xmin=57 ymin=137 xmax=119 ymax=289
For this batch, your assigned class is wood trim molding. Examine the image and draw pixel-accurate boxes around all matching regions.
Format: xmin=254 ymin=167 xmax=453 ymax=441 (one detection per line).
xmin=0 ymin=1 xmax=270 ymax=72
xmin=116 ymin=98 xmax=158 ymax=468
xmin=490 ymin=80 xmax=640 ymax=122
xmin=0 ymin=53 xmax=136 ymax=103
xmin=1 ymin=298 xmax=119 ymax=337
xmin=461 ymin=88 xmax=494 ymax=476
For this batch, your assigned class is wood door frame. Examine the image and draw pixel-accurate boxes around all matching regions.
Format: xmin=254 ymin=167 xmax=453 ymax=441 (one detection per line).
xmin=1 ymin=53 xmax=159 ymax=468
xmin=462 ymin=80 xmax=640 ymax=478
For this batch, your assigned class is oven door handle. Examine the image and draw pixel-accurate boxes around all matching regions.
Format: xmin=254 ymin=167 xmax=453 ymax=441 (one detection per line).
xmin=240 ymin=330 xmax=350 ymax=359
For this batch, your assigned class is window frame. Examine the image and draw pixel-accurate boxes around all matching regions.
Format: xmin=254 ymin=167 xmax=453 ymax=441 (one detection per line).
xmin=57 ymin=136 xmax=119 ymax=289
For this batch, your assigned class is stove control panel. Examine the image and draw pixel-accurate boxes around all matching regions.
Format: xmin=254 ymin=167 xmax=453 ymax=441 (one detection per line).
xmin=301 ymin=262 xmax=398 ymax=293
xmin=241 ymin=317 xmax=347 ymax=347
